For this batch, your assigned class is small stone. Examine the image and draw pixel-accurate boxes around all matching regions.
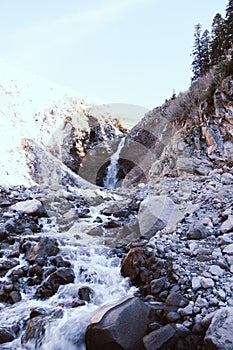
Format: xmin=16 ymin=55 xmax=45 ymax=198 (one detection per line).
xmin=195 ymin=297 xmax=209 ymax=309
xmin=223 ymin=243 xmax=233 ymax=255
xmin=220 ymin=216 xmax=233 ymax=233
xmin=165 ymin=292 xmax=189 ymax=308
xmin=150 ymin=277 xmax=166 ymax=295
xmin=201 ymin=278 xmax=214 ymax=289
xmin=166 ymin=311 xmax=180 ymax=322
xmin=192 ymin=276 xmax=202 ymax=291
xmin=10 ymin=291 xmax=21 ymax=303
xmin=208 ymin=297 xmax=219 ymax=306
xmin=179 ymin=301 xmax=194 ymax=316
xmin=216 ymin=289 xmax=226 ymax=300
xmin=209 ymin=265 xmax=224 ymax=276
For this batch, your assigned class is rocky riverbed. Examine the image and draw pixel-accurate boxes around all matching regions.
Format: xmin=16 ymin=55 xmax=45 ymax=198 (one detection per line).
xmin=1 ymin=60 xmax=233 ymax=349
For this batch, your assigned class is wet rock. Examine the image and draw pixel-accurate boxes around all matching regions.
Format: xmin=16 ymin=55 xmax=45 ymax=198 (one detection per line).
xmin=143 ymin=324 xmax=176 ymax=350
xmin=35 ymin=267 xmax=75 ymax=299
xmin=9 ymin=290 xmax=21 ymax=304
xmin=0 ymin=259 xmax=19 ymax=277
xmin=0 ymin=327 xmax=15 ymax=344
xmin=22 ymin=309 xmax=63 ymax=347
xmin=85 ymin=296 xmax=151 ymax=350
xmin=205 ymin=307 xmax=233 ymax=350
xmin=26 ymin=237 xmax=59 ymax=263
xmin=11 ymin=199 xmax=47 ymax=217
xmin=78 ymin=286 xmax=94 ymax=302
xmin=49 ymin=255 xmax=71 ymax=268
xmin=30 ymin=307 xmax=47 ymax=319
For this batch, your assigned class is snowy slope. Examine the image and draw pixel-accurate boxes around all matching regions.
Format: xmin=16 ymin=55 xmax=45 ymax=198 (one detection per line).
xmin=0 ymin=59 xmax=92 ymax=186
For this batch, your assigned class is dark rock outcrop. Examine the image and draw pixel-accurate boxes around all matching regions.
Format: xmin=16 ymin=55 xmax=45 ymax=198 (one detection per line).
xmin=85 ymin=296 xmax=151 ymax=350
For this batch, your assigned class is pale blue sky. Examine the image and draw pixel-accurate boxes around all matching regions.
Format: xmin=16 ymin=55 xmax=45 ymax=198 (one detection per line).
xmin=0 ymin=0 xmax=229 ymax=109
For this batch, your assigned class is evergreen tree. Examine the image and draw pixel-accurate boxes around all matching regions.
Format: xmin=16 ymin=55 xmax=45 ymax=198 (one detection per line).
xmin=201 ymin=30 xmax=211 ymax=73
xmin=191 ymin=24 xmax=203 ymax=82
xmin=225 ymin=0 xmax=233 ymax=54
xmin=191 ymin=25 xmax=210 ymax=82
xmin=210 ymin=13 xmax=226 ymax=65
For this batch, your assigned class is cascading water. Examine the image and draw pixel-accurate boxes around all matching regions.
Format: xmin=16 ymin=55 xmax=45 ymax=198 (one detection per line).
xmin=103 ymin=137 xmax=125 ymax=190
xmin=0 ymin=212 xmax=135 ymax=350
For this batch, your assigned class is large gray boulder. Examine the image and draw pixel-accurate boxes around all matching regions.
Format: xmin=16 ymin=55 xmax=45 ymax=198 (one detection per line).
xmin=85 ymin=296 xmax=151 ymax=350
xmin=138 ymin=195 xmax=182 ymax=238
xmin=11 ymin=199 xmax=47 ymax=217
xmin=204 ymin=307 xmax=233 ymax=350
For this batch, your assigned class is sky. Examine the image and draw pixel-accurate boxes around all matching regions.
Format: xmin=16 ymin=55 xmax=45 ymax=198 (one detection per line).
xmin=0 ymin=0 xmax=229 ymax=110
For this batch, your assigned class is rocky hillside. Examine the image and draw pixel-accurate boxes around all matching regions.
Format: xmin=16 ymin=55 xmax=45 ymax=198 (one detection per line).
xmin=0 ymin=55 xmax=233 ymax=350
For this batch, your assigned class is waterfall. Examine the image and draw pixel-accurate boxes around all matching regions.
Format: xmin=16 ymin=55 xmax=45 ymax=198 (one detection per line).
xmin=103 ymin=137 xmax=125 ymax=189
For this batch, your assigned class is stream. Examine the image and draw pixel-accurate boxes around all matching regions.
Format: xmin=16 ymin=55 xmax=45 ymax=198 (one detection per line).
xmin=0 ymin=137 xmax=136 ymax=350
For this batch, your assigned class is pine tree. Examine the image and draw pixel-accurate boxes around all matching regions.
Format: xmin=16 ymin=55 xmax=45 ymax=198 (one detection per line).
xmin=191 ymin=24 xmax=203 ymax=82
xmin=210 ymin=13 xmax=226 ymax=66
xmin=225 ymin=0 xmax=233 ymax=55
xmin=201 ymin=30 xmax=211 ymax=73
xmin=191 ymin=24 xmax=211 ymax=82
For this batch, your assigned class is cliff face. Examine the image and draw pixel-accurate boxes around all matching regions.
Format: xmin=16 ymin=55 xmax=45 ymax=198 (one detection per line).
xmin=119 ymin=73 xmax=233 ymax=187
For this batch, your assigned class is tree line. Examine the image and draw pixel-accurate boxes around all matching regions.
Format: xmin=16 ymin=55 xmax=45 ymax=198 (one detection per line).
xmin=191 ymin=0 xmax=233 ymax=82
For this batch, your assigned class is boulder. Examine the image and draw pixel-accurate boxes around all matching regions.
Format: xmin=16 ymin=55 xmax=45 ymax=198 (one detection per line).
xmin=204 ymin=307 xmax=233 ymax=350
xmin=138 ymin=195 xmax=182 ymax=238
xmin=121 ymin=247 xmax=146 ymax=281
xmin=85 ymin=296 xmax=151 ymax=350
xmin=0 ymin=327 xmax=15 ymax=344
xmin=11 ymin=199 xmax=47 ymax=217
xmin=35 ymin=267 xmax=75 ymax=299
xmin=26 ymin=237 xmax=59 ymax=263
xmin=143 ymin=324 xmax=176 ymax=350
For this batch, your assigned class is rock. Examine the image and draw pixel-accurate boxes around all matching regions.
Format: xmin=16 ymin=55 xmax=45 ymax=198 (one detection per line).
xmin=205 ymin=307 xmax=233 ymax=350
xmin=143 ymin=324 xmax=176 ymax=350
xmin=22 ymin=309 xmax=63 ymax=346
xmin=220 ymin=216 xmax=233 ymax=233
xmin=0 ymin=327 xmax=15 ymax=344
xmin=166 ymin=311 xmax=180 ymax=322
xmin=150 ymin=277 xmax=167 ymax=295
xmin=165 ymin=292 xmax=189 ymax=310
xmin=35 ymin=268 xmax=75 ymax=299
xmin=85 ymin=296 xmax=151 ymax=350
xmin=9 ymin=290 xmax=21 ymax=303
xmin=187 ymin=222 xmax=209 ymax=239
xmin=201 ymin=278 xmax=214 ymax=289
xmin=138 ymin=195 xmax=182 ymax=238
xmin=78 ymin=286 xmax=93 ymax=302
xmin=11 ymin=199 xmax=47 ymax=217
xmin=0 ymin=259 xmax=19 ymax=277
xmin=179 ymin=301 xmax=194 ymax=316
xmin=121 ymin=247 xmax=146 ymax=281
xmin=209 ymin=265 xmax=225 ymax=276
xmin=192 ymin=276 xmax=202 ymax=291
xmin=26 ymin=237 xmax=59 ymax=263
xmin=223 ymin=243 xmax=233 ymax=255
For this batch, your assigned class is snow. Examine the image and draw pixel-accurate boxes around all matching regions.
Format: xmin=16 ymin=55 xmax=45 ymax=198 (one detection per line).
xmin=0 ymin=58 xmax=88 ymax=186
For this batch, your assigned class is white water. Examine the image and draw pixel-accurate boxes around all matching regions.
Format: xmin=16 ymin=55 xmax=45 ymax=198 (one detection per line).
xmin=0 ymin=221 xmax=135 ymax=350
xmin=103 ymin=137 xmax=125 ymax=190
